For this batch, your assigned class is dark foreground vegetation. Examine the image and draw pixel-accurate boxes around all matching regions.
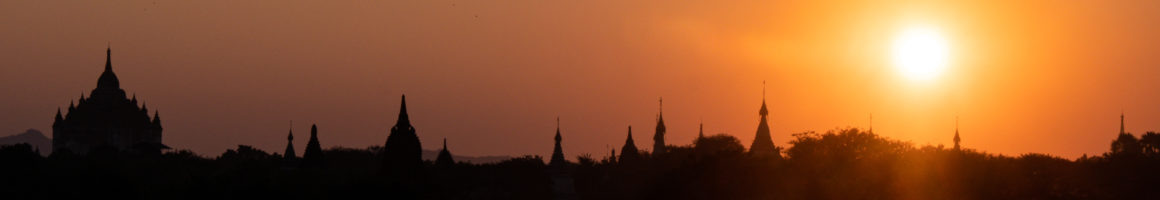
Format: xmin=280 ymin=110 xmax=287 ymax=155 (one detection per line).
xmin=2 ymin=128 xmax=1158 ymax=199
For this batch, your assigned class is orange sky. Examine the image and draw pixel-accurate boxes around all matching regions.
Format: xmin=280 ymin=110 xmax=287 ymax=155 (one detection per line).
xmin=2 ymin=1 xmax=1159 ymax=159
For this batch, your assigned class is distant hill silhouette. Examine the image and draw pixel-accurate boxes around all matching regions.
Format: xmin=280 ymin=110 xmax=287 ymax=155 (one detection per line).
xmin=421 ymin=149 xmax=510 ymax=164
xmin=0 ymin=129 xmax=50 ymax=156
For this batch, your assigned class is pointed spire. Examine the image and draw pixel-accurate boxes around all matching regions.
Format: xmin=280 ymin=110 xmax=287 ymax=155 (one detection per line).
xmin=105 ymin=46 xmax=112 ymax=71
xmin=437 ymin=138 xmax=454 ymax=166
xmin=869 ymin=113 xmax=874 ymax=133
xmin=131 ymin=94 xmax=138 ymax=105
xmin=619 ymin=126 xmax=641 ymax=163
xmin=654 ymin=97 xmax=667 ymax=154
xmin=550 ymin=117 xmax=566 ymax=166
xmin=301 ymin=124 xmax=324 ymax=168
xmin=97 ymin=47 xmax=120 ymax=89
xmin=626 ymin=126 xmax=634 ymax=143
xmin=54 ymin=108 xmax=64 ymax=126
xmin=311 ymin=124 xmax=318 ymax=138
xmin=555 ymin=117 xmax=562 ymax=141
xmin=79 ymin=93 xmax=85 ymax=104
xmin=1120 ymin=111 xmax=1126 ymax=135
xmin=759 ymin=81 xmax=769 ymax=116
xmin=954 ymin=116 xmax=961 ymax=150
xmin=288 ymin=121 xmax=294 ymax=141
xmin=383 ymin=94 xmax=422 ymax=171
xmin=750 ymin=80 xmax=776 ymax=155
xmin=152 ymin=110 xmax=161 ymax=125
xmin=698 ymin=119 xmax=704 ymax=139
xmin=284 ymin=121 xmax=296 ymax=159
xmin=68 ymin=101 xmax=76 ymax=112
xmin=140 ymin=103 xmax=148 ymax=114
xmin=395 ymin=94 xmax=412 ymax=128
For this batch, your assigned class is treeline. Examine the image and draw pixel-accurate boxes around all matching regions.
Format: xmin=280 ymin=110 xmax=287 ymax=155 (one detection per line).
xmin=1 ymin=128 xmax=1158 ymax=199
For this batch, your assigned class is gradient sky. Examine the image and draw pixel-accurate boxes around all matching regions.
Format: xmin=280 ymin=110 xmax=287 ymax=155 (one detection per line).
xmin=2 ymin=1 xmax=1159 ymax=159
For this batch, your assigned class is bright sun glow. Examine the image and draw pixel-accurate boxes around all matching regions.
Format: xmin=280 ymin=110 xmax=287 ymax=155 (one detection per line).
xmin=892 ymin=27 xmax=950 ymax=81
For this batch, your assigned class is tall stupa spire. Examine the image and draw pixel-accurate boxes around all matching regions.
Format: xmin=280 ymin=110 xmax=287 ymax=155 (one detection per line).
xmin=383 ymin=94 xmax=422 ymax=171
xmin=550 ymin=117 xmax=566 ymax=166
xmin=1120 ymin=111 xmax=1126 ymax=135
xmin=653 ymin=97 xmax=667 ymax=154
xmin=96 ymin=46 xmax=121 ymax=90
xmin=759 ymin=80 xmax=768 ymax=116
xmin=750 ymin=81 xmax=776 ymax=155
xmin=698 ymin=119 xmax=704 ymax=139
xmin=953 ymin=116 xmax=961 ymax=151
xmin=436 ymin=138 xmax=454 ymax=166
xmin=284 ymin=121 xmax=296 ymax=159
xmin=396 ymin=95 xmax=411 ymax=128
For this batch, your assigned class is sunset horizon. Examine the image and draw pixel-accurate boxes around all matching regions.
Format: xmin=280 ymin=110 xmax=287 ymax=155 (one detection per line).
xmin=3 ymin=1 xmax=1160 ymax=199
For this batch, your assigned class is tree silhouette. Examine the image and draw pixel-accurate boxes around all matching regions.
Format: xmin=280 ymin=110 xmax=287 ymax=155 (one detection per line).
xmin=1139 ymin=132 xmax=1160 ymax=157
xmin=1110 ymin=133 xmax=1142 ymax=157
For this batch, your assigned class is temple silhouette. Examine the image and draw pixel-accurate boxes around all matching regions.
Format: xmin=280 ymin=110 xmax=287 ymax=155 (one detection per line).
xmin=749 ymin=82 xmax=778 ymax=156
xmin=301 ymin=124 xmax=325 ymax=168
xmin=52 ymin=48 xmax=166 ymax=155
xmin=550 ymin=117 xmax=566 ymax=166
xmin=653 ymin=98 xmax=667 ymax=155
xmin=619 ymin=126 xmax=641 ymax=163
xmin=383 ymin=95 xmax=423 ymax=173
xmin=17 ymin=49 xmax=1160 ymax=199
xmin=436 ymin=138 xmax=454 ymax=166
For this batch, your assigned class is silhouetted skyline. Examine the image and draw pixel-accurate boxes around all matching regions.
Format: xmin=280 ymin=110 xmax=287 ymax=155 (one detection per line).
xmin=4 ymin=1 xmax=1160 ymax=160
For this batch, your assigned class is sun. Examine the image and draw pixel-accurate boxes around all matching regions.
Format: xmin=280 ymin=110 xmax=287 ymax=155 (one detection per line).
xmin=892 ymin=27 xmax=950 ymax=81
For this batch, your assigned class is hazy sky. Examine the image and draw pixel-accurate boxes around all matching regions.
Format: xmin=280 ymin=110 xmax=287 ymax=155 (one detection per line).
xmin=2 ymin=1 xmax=1159 ymax=159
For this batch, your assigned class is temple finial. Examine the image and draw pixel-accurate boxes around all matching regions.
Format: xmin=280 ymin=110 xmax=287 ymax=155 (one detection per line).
xmin=105 ymin=45 xmax=112 ymax=71
xmin=1120 ymin=111 xmax=1126 ymax=135
xmin=698 ymin=118 xmax=704 ymax=139
xmin=288 ymin=120 xmax=294 ymax=141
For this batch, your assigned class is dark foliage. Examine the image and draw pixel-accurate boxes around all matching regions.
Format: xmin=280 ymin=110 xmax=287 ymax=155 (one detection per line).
xmin=2 ymin=128 xmax=1159 ymax=199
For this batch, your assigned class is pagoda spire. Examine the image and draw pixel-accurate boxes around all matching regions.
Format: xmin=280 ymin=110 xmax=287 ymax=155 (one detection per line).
xmin=1120 ymin=111 xmax=1126 ymax=135
xmin=653 ymin=97 xmax=667 ymax=154
xmin=96 ymin=47 xmax=120 ymax=89
xmin=750 ymin=81 xmax=776 ymax=155
xmin=698 ymin=119 xmax=704 ymax=139
xmin=284 ymin=121 xmax=296 ymax=159
xmin=105 ymin=46 xmax=112 ymax=71
xmin=436 ymin=138 xmax=454 ymax=166
xmin=301 ymin=124 xmax=324 ymax=168
xmin=152 ymin=110 xmax=161 ymax=126
xmin=619 ymin=126 xmax=641 ymax=163
xmin=383 ymin=94 xmax=422 ymax=172
xmin=550 ymin=117 xmax=566 ymax=166
xmin=953 ymin=116 xmax=961 ymax=151
xmin=759 ymin=80 xmax=768 ymax=116
xmin=396 ymin=95 xmax=411 ymax=128
xmin=53 ymin=108 xmax=64 ymax=127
